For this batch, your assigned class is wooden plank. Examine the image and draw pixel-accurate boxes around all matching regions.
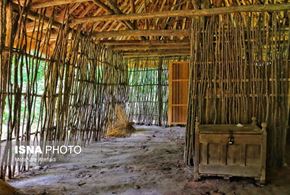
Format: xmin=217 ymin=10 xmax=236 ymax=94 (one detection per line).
xmin=199 ymin=124 xmax=262 ymax=134
xmin=241 ymin=144 xmax=246 ymax=166
xmin=71 ymin=3 xmax=290 ymax=25
xmin=221 ymin=144 xmax=227 ymax=165
xmin=199 ymin=165 xmax=261 ymax=177
xmin=245 ymin=144 xmax=261 ymax=165
xmin=200 ymin=143 xmax=209 ymax=165
xmin=208 ymin=143 xmax=221 ymax=164
xmin=227 ymin=145 xmax=242 ymax=165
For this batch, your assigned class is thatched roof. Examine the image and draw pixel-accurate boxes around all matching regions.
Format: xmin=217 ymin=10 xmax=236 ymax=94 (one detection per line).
xmin=11 ymin=0 xmax=290 ymax=57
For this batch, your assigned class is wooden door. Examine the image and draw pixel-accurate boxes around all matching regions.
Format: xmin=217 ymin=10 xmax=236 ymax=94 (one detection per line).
xmin=168 ymin=62 xmax=189 ymax=126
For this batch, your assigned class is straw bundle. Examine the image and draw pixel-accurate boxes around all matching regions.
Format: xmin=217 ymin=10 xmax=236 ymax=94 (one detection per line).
xmin=106 ymin=104 xmax=135 ymax=137
xmin=0 ymin=180 xmax=20 ymax=195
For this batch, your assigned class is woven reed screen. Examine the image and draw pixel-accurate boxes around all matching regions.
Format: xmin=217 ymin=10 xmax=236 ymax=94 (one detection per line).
xmin=126 ymin=57 xmax=189 ymax=126
xmin=185 ymin=12 xmax=289 ymax=168
xmin=0 ymin=3 xmax=126 ymax=178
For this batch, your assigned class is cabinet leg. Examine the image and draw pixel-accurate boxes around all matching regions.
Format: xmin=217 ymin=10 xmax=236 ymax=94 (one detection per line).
xmin=194 ymin=173 xmax=200 ymax=181
xmin=223 ymin=176 xmax=230 ymax=180
xmin=259 ymin=177 xmax=266 ymax=185
xmin=254 ymin=177 xmax=265 ymax=186
xmin=259 ymin=170 xmax=266 ymax=185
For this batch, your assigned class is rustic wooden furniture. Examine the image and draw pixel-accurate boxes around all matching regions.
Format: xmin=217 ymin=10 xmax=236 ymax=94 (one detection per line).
xmin=168 ymin=61 xmax=189 ymax=126
xmin=194 ymin=117 xmax=267 ymax=184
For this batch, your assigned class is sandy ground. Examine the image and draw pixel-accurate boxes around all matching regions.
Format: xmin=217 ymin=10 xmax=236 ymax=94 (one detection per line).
xmin=8 ymin=126 xmax=290 ymax=195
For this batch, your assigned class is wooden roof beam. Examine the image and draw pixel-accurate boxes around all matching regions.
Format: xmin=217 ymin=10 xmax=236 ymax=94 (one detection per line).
xmin=31 ymin=0 xmax=91 ymax=9
xmin=130 ymin=0 xmax=137 ymax=28
xmin=92 ymin=0 xmax=114 ymax=14
xmin=71 ymin=3 xmax=290 ymax=25
xmin=111 ymin=45 xmax=190 ymax=51
xmin=124 ymin=54 xmax=190 ymax=58
xmin=26 ymin=22 xmax=51 ymax=33
xmin=30 ymin=0 xmax=139 ymax=32
xmin=92 ymin=29 xmax=189 ymax=39
xmin=122 ymin=48 xmax=190 ymax=53
xmin=123 ymin=51 xmax=190 ymax=58
xmin=89 ymin=0 xmax=135 ymax=31
xmin=100 ymin=40 xmax=190 ymax=46
xmin=11 ymin=3 xmax=62 ymax=29
xmin=48 ymin=29 xmax=188 ymax=41
xmin=92 ymin=0 xmax=135 ymax=30
xmin=93 ymin=0 xmax=146 ymax=40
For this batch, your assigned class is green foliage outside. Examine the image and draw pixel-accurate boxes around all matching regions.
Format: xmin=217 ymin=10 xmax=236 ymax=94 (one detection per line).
xmin=2 ymin=56 xmax=46 ymax=126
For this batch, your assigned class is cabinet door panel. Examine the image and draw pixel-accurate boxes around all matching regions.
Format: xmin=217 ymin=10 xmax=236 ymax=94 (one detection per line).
xmin=246 ymin=144 xmax=261 ymax=166
xmin=227 ymin=145 xmax=242 ymax=165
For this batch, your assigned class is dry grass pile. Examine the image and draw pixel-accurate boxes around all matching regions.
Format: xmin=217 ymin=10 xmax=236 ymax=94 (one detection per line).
xmin=106 ymin=105 xmax=135 ymax=137
xmin=0 ymin=180 xmax=21 ymax=195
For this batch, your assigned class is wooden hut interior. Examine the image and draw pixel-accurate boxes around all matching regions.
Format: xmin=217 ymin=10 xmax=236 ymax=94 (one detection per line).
xmin=0 ymin=0 xmax=289 ymax=194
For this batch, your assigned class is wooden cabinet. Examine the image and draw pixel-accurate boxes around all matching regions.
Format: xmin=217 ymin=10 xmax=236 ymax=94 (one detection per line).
xmin=168 ymin=62 xmax=189 ymax=126
xmin=194 ymin=117 xmax=267 ymax=184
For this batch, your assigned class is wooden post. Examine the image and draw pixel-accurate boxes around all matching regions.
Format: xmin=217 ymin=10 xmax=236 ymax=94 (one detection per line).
xmin=168 ymin=62 xmax=172 ymax=126
xmin=194 ymin=117 xmax=200 ymax=181
xmin=261 ymin=122 xmax=267 ymax=184
xmin=158 ymin=57 xmax=163 ymax=126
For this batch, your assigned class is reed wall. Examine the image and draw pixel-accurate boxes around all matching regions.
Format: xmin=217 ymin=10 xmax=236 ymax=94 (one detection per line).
xmin=185 ymin=12 xmax=290 ymax=168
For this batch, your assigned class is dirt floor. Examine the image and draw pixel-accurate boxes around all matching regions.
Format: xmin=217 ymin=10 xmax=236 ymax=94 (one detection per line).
xmin=9 ymin=126 xmax=290 ymax=195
